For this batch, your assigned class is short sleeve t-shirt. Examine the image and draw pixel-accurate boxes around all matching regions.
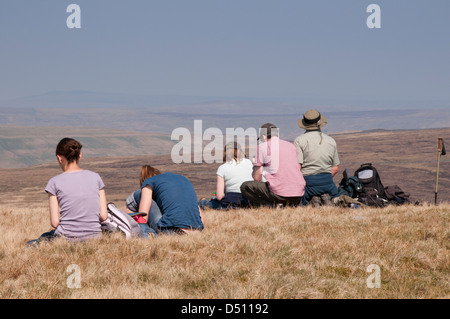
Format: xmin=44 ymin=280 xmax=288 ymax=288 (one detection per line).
xmin=294 ymin=131 xmax=340 ymax=176
xmin=45 ymin=170 xmax=105 ymax=239
xmin=141 ymin=173 xmax=204 ymax=230
xmin=254 ymin=137 xmax=306 ymax=197
xmin=216 ymin=158 xmax=254 ymax=193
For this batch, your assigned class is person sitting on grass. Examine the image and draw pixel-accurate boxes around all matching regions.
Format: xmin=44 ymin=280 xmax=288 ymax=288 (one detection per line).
xmin=27 ymin=138 xmax=108 ymax=246
xmin=240 ymin=123 xmax=306 ymax=207
xmin=124 ymin=165 xmax=164 ymax=237
xmin=294 ymin=109 xmax=340 ymax=207
xmin=198 ymin=142 xmax=253 ymax=210
xmin=126 ymin=165 xmax=205 ymax=236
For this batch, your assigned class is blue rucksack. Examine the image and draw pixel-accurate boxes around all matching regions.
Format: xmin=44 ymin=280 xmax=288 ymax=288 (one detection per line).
xmin=337 ymin=168 xmax=363 ymax=199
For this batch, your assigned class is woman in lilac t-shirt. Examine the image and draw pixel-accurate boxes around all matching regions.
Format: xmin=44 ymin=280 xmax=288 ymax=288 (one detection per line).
xmin=28 ymin=138 xmax=108 ymax=245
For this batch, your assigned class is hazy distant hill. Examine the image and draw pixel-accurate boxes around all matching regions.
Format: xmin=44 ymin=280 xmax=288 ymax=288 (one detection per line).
xmin=1 ymin=91 xmax=450 ymax=169
xmin=0 ymin=126 xmax=174 ymax=168
xmin=2 ymin=105 xmax=450 ymax=141
xmin=1 ymin=91 xmax=450 ymax=141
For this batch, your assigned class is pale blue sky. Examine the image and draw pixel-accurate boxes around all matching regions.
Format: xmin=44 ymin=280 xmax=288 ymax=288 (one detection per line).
xmin=1 ymin=0 xmax=449 ymax=108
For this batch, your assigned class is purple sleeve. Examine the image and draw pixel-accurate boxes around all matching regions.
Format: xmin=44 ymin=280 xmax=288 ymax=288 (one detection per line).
xmin=45 ymin=178 xmax=57 ymax=196
xmin=98 ymin=175 xmax=105 ymax=190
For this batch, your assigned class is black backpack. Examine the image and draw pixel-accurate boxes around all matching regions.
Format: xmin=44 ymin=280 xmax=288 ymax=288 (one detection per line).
xmin=354 ymin=163 xmax=388 ymax=207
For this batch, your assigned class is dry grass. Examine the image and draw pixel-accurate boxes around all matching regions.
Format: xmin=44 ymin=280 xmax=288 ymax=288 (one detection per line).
xmin=1 ymin=202 xmax=448 ymax=299
xmin=1 ymin=128 xmax=448 ymax=300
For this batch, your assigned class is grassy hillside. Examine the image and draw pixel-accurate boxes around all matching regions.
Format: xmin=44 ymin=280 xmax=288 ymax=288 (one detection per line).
xmin=0 ymin=127 xmax=449 ymax=299
xmin=0 ymin=204 xmax=448 ymax=299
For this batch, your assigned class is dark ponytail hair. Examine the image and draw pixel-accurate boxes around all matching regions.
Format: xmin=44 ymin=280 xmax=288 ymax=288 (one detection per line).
xmin=56 ymin=138 xmax=82 ymax=163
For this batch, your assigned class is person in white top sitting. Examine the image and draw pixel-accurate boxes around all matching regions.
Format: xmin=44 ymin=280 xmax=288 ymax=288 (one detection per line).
xmin=199 ymin=142 xmax=253 ymax=209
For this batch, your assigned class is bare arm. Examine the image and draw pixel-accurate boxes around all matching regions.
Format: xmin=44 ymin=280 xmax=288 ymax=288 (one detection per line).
xmin=252 ymin=166 xmax=263 ymax=182
xmin=216 ymin=176 xmax=225 ymax=201
xmin=48 ymin=194 xmax=60 ymax=229
xmin=99 ymin=189 xmax=108 ymax=222
xmin=139 ymin=186 xmax=153 ymax=222
xmin=198 ymin=205 xmax=205 ymax=226
xmin=123 ymin=205 xmax=134 ymax=214
xmin=331 ymin=166 xmax=339 ymax=177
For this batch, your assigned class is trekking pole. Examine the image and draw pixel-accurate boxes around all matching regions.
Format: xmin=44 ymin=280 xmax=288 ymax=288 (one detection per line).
xmin=435 ymin=138 xmax=443 ymax=205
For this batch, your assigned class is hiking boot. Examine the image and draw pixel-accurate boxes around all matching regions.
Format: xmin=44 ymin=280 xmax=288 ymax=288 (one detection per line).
xmin=321 ymin=193 xmax=333 ymax=206
xmin=333 ymin=196 xmax=344 ymax=207
xmin=310 ymin=196 xmax=322 ymax=207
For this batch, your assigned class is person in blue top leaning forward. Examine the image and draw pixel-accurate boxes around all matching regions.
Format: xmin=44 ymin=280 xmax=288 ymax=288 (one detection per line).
xmin=137 ymin=166 xmax=205 ymax=236
xmin=294 ymin=109 xmax=340 ymax=207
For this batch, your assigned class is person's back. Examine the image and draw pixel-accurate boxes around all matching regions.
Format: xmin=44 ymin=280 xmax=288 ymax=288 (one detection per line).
xmin=46 ymin=169 xmax=105 ymax=239
xmin=240 ymin=123 xmax=305 ymax=207
xmin=199 ymin=142 xmax=253 ymax=210
xmin=142 ymin=172 xmax=204 ymax=230
xmin=294 ymin=130 xmax=339 ymax=176
xmin=217 ymin=158 xmax=253 ymax=193
xmin=257 ymin=136 xmax=305 ymax=197
xmin=28 ymin=137 xmax=108 ymax=246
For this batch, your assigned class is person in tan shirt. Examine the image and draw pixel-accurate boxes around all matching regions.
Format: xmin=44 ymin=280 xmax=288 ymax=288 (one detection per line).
xmin=294 ymin=110 xmax=340 ymax=206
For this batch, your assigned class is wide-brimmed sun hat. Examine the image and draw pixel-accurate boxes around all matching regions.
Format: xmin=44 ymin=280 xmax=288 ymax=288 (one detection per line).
xmin=298 ymin=109 xmax=327 ymax=131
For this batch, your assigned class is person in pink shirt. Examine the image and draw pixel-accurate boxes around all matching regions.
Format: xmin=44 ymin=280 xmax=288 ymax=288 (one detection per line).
xmin=240 ymin=123 xmax=306 ymax=207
